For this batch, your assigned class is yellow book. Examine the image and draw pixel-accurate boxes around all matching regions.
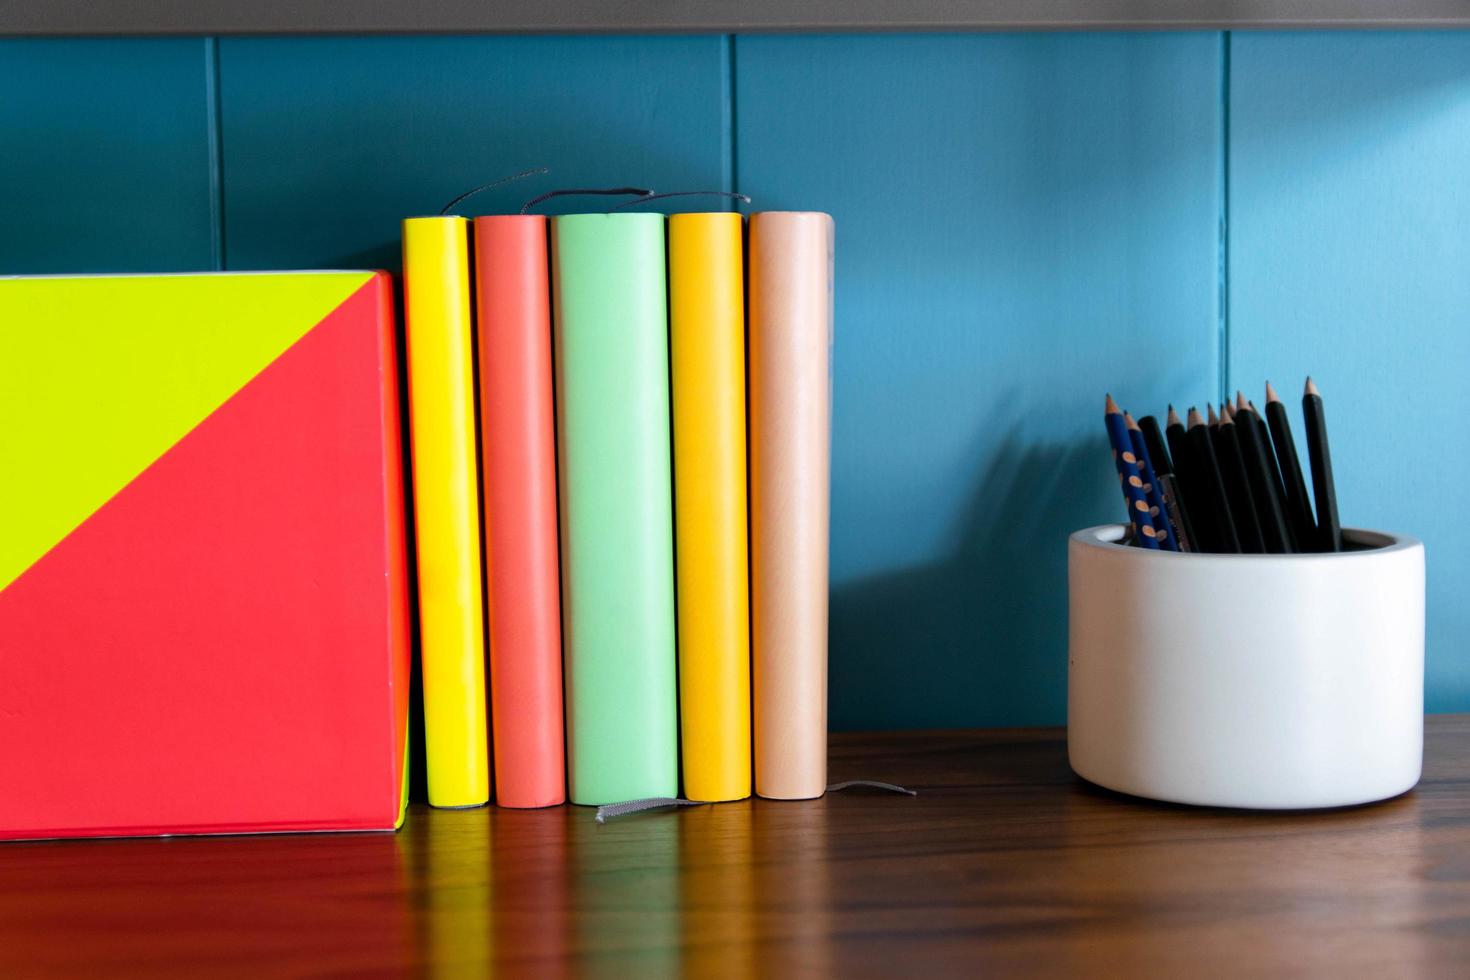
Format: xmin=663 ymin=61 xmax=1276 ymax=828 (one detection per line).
xmin=402 ymin=217 xmax=489 ymax=808
xmin=669 ymin=212 xmax=751 ymax=802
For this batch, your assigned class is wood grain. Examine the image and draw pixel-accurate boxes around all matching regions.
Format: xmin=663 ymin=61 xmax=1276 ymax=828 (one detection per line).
xmin=3 ymin=717 xmax=1469 ymax=976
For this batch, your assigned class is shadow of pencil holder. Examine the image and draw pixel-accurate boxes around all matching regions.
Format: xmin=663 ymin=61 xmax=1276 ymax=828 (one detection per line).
xmin=1067 ymin=524 xmax=1424 ymax=810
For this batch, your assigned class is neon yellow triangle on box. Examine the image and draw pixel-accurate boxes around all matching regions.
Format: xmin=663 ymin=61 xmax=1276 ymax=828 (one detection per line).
xmin=0 ymin=271 xmax=373 ymax=593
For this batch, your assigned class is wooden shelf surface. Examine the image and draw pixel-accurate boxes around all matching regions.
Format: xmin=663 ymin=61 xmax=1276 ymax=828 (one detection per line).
xmin=4 ymin=0 xmax=1470 ymax=36
xmin=3 ymin=716 xmax=1469 ymax=974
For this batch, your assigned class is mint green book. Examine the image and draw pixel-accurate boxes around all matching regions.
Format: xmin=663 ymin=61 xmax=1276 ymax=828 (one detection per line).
xmin=551 ymin=213 xmax=678 ymax=805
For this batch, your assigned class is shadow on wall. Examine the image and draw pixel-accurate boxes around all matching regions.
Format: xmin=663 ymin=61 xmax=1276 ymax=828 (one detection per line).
xmin=829 ymin=432 xmax=1101 ymax=732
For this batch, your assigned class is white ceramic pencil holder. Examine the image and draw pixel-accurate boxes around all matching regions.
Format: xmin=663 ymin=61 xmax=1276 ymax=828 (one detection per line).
xmin=1068 ymin=525 xmax=1424 ymax=809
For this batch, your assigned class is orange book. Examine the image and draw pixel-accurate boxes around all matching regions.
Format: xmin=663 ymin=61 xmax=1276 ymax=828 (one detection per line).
xmin=474 ymin=215 xmax=566 ymax=808
xmin=669 ymin=212 xmax=751 ymax=803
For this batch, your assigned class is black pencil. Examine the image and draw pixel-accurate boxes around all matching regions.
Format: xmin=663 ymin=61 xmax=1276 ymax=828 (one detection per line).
xmin=1213 ymin=404 xmax=1266 ymax=552
xmin=1234 ymin=391 xmax=1293 ymax=553
xmin=1186 ymin=407 xmax=1240 ymax=553
xmin=1302 ymin=377 xmax=1342 ymax=551
xmin=1139 ymin=413 xmax=1172 ymax=479
xmin=1246 ymin=397 xmax=1296 ymax=550
xmin=1263 ymin=381 xmax=1317 ymax=551
xmin=1165 ymin=406 xmax=1209 ymax=551
xmin=1164 ymin=405 xmax=1191 ymax=480
xmin=1139 ymin=412 xmax=1196 ymax=552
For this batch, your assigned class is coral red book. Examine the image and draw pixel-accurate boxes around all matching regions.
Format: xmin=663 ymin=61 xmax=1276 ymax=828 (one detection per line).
xmin=0 ymin=271 xmax=411 ymax=841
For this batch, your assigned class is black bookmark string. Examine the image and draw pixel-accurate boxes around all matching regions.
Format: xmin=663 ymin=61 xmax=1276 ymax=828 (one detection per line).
xmin=519 ymin=187 xmax=654 ymax=215
xmin=610 ymin=190 xmax=752 ymax=211
xmin=439 ymin=167 xmax=550 ymax=216
xmin=594 ymin=780 xmax=917 ymax=824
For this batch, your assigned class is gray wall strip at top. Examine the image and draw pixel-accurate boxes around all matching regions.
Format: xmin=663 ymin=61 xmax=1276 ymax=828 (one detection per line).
xmin=4 ymin=0 xmax=1470 ymax=36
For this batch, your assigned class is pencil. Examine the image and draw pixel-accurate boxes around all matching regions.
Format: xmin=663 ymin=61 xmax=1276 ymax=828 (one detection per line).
xmin=1164 ymin=406 xmax=1191 ymax=482
xmin=1247 ymin=396 xmax=1295 ymax=550
xmin=1264 ymin=380 xmax=1318 ymax=550
xmin=1186 ymin=407 xmax=1240 ymax=553
xmin=1138 ymin=413 xmax=1194 ymax=552
xmin=1125 ymin=411 xmax=1179 ymax=551
xmin=1234 ymin=391 xmax=1293 ymax=553
xmin=1212 ymin=404 xmax=1266 ymax=552
xmin=1165 ymin=406 xmax=1211 ymax=550
xmin=1302 ymin=377 xmax=1342 ymax=551
xmin=1104 ymin=395 xmax=1161 ymax=550
xmin=1139 ymin=413 xmax=1172 ymax=478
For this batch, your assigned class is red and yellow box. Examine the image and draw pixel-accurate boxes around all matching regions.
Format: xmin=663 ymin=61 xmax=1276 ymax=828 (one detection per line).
xmin=0 ymin=271 xmax=411 ymax=840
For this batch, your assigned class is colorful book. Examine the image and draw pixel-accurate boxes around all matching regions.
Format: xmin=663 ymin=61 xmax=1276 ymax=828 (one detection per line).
xmin=669 ymin=212 xmax=752 ymax=803
xmin=0 ymin=271 xmax=411 ymax=840
xmin=551 ymin=213 xmax=678 ymax=806
xmin=473 ymin=215 xmax=566 ymax=809
xmin=402 ymin=217 xmax=490 ymax=809
xmin=749 ymin=212 xmax=835 ymax=800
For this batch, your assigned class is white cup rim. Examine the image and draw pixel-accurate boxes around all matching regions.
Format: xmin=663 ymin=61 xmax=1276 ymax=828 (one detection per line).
xmin=1071 ymin=524 xmax=1421 ymax=559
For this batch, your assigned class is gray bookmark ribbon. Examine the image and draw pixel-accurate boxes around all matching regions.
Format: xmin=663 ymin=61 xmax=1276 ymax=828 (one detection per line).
xmin=594 ymin=779 xmax=917 ymax=824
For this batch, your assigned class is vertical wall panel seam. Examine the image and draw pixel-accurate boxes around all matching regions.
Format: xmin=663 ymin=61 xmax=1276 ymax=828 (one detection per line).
xmin=1217 ymin=30 xmax=1232 ymax=404
xmin=205 ymin=37 xmax=227 ymax=271
xmin=725 ymin=34 xmax=739 ymax=197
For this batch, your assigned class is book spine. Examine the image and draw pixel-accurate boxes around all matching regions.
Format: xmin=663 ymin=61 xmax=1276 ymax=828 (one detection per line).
xmin=551 ymin=213 xmax=678 ymax=805
xmin=473 ymin=215 xmax=566 ymax=809
xmin=669 ymin=213 xmax=752 ymax=803
xmin=367 ymin=271 xmax=415 ymax=826
xmin=401 ymin=216 xmax=489 ymax=808
xmin=749 ymin=211 xmax=834 ymax=800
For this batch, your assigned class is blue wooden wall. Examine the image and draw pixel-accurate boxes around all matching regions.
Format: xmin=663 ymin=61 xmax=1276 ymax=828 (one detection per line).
xmin=2 ymin=33 xmax=1466 ymax=728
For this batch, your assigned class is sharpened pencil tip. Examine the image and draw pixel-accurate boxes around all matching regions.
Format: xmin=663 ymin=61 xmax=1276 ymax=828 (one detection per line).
xmin=1236 ymin=391 xmax=1249 ymax=413
xmin=1124 ymin=411 xmax=1140 ymax=430
xmin=1305 ymin=377 xmax=1320 ymax=397
xmin=1219 ymin=404 xmax=1235 ymax=426
xmin=1187 ymin=406 xmax=1204 ymax=428
xmin=1206 ymin=403 xmax=1219 ymax=425
xmin=1265 ymin=380 xmax=1280 ymax=403
xmin=1167 ymin=405 xmax=1182 ymax=427
xmin=1105 ymin=393 xmax=1121 ymax=414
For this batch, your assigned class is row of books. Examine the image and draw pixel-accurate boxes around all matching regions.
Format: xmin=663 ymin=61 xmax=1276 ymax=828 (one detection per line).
xmin=402 ymin=209 xmax=834 ymax=808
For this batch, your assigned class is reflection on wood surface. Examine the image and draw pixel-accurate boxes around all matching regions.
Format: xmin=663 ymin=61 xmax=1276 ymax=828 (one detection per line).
xmin=4 ymin=720 xmax=1470 ymax=975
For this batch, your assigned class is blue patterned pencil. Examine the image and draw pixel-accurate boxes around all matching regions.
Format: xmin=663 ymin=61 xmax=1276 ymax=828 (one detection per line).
xmin=1104 ymin=395 xmax=1161 ymax=550
xmin=1124 ymin=411 xmax=1179 ymax=552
